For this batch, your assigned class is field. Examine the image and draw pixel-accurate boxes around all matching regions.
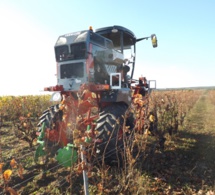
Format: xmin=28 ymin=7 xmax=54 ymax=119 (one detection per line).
xmin=0 ymin=89 xmax=215 ymax=195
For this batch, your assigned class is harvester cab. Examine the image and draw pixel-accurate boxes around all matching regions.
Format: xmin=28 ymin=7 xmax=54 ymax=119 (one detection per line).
xmin=46 ymin=25 xmax=157 ymax=105
xmin=36 ymin=25 xmax=158 ymax=166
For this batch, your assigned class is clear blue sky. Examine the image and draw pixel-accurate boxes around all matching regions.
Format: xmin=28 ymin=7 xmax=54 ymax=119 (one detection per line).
xmin=0 ymin=0 xmax=214 ymax=95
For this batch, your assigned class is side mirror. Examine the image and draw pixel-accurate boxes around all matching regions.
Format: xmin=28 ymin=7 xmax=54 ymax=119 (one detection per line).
xmin=151 ymin=34 xmax=158 ymax=48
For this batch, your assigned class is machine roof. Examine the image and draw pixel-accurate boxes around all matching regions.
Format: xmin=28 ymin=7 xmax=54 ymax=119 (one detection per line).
xmin=95 ymin=25 xmax=136 ymax=48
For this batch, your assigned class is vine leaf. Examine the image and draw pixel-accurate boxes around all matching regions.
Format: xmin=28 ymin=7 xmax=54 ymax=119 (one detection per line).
xmin=18 ymin=164 xmax=24 ymax=179
xmin=3 ymin=169 xmax=12 ymax=181
xmin=0 ymin=163 xmax=4 ymax=173
xmin=5 ymin=187 xmax=18 ymax=195
xmin=10 ymin=159 xmax=18 ymax=169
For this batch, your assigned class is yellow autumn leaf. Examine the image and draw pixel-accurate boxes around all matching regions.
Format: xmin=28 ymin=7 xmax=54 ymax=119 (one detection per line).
xmin=3 ymin=169 xmax=12 ymax=181
xmin=149 ymin=114 xmax=155 ymax=122
xmin=144 ymin=129 xmax=149 ymax=135
xmin=91 ymin=92 xmax=96 ymax=98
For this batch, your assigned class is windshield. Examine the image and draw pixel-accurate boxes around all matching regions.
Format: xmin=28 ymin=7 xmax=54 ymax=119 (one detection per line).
xmin=55 ymin=45 xmax=69 ymax=62
xmin=55 ymin=42 xmax=87 ymax=62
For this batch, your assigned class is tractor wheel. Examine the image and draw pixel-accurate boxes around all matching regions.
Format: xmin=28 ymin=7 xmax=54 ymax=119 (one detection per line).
xmin=37 ymin=104 xmax=63 ymax=130
xmin=36 ymin=104 xmax=63 ymax=158
xmin=95 ymin=103 xmax=133 ymax=166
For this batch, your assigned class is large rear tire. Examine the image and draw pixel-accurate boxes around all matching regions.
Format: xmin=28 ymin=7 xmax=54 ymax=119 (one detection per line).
xmin=95 ymin=103 xmax=133 ymax=166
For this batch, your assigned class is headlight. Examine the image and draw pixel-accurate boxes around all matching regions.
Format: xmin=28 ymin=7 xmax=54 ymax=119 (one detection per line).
xmin=50 ymin=92 xmax=61 ymax=102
